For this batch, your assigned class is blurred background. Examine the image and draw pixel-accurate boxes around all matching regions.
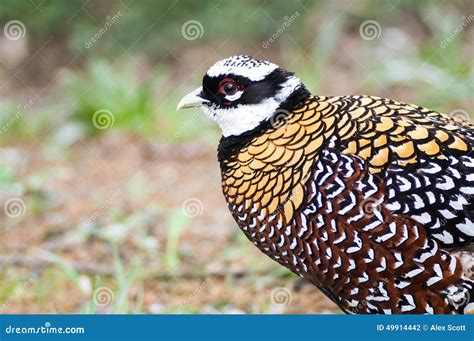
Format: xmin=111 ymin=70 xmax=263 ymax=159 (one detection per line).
xmin=0 ymin=0 xmax=472 ymax=314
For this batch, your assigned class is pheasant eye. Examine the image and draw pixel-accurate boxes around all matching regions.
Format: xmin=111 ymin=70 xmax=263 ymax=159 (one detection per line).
xmin=219 ymin=79 xmax=238 ymax=96
xmin=224 ymin=82 xmax=236 ymax=94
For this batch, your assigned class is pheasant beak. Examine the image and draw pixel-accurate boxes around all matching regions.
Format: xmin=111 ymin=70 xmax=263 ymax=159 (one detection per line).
xmin=177 ymin=87 xmax=209 ymax=110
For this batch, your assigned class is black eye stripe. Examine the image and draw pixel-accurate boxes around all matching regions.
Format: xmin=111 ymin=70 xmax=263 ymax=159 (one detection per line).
xmin=201 ymin=69 xmax=294 ymax=108
xmin=203 ymin=73 xmax=252 ymax=94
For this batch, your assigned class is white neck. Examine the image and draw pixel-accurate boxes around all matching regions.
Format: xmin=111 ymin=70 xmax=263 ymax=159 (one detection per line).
xmin=201 ymin=76 xmax=302 ymax=137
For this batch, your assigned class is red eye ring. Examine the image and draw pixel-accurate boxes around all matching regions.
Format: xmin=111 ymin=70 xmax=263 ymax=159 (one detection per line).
xmin=218 ymin=78 xmax=240 ymax=96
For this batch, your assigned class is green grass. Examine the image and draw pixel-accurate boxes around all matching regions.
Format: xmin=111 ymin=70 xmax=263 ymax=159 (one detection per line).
xmin=164 ymin=209 xmax=190 ymax=272
xmin=62 ymin=59 xmax=216 ymax=142
xmin=64 ymin=60 xmax=158 ymax=136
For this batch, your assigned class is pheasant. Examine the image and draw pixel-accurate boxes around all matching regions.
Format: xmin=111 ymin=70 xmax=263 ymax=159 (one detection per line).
xmin=177 ymin=55 xmax=474 ymax=314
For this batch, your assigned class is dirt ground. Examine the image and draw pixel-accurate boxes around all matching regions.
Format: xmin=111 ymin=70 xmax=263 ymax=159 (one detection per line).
xmin=1 ymin=133 xmax=339 ymax=314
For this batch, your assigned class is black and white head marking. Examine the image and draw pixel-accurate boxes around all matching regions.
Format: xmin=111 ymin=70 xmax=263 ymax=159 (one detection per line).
xmin=177 ymin=55 xmax=305 ymax=137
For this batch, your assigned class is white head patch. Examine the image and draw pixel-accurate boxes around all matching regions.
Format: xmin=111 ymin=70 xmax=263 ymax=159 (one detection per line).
xmin=207 ymin=55 xmax=278 ymax=81
xmin=224 ymin=90 xmax=244 ymax=102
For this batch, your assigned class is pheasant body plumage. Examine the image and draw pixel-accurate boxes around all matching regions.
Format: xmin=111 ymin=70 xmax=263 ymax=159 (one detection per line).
xmin=178 ymin=55 xmax=474 ymax=314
